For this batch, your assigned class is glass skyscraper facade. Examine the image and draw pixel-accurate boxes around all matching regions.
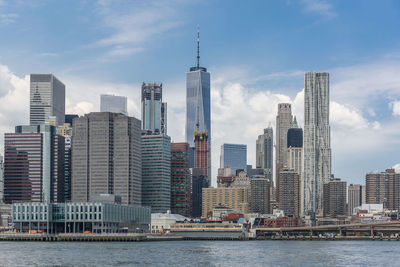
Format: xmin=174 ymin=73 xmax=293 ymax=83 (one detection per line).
xmin=4 ymin=125 xmax=65 ymax=204
xmin=100 ymin=94 xmax=127 ymax=115
xmin=141 ymin=83 xmax=167 ymax=134
xmin=141 ymin=134 xmax=171 ymax=213
xmin=30 ymin=74 xmax=65 ymax=126
xmin=220 ymin=143 xmax=247 ymax=175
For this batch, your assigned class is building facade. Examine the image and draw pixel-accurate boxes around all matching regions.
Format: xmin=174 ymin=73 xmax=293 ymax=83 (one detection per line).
xmin=278 ymin=168 xmax=300 ymax=217
xmin=256 ymin=127 xmax=273 ymax=183
xmin=217 ymin=167 xmax=235 ymax=188
xmin=186 ymin=31 xmax=211 ymax=178
xmin=323 ymin=178 xmax=347 ymax=218
xmin=250 ymin=177 xmax=270 ymax=214
xmin=100 ymin=94 xmax=128 ymax=115
xmin=194 ymin=131 xmax=209 ymax=183
xmin=141 ymin=134 xmax=171 ymax=213
xmin=287 ymin=118 xmax=303 ymax=215
xmin=71 ymin=112 xmax=142 ymax=206
xmin=303 ymin=72 xmax=331 ymax=213
xmin=191 ymin=168 xmax=208 ymax=218
xmin=141 ymin=83 xmax=167 ymax=134
xmin=348 ymin=184 xmax=366 ymax=215
xmin=30 ymin=74 xmax=65 ymax=126
xmin=366 ymin=169 xmax=400 ymax=210
xmin=202 ymin=187 xmax=249 ymax=218
xmin=4 ymin=125 xmax=65 ymax=204
xmin=276 ymin=104 xmax=293 ymax=203
xmin=12 ymin=202 xmax=150 ymax=233
xmin=220 ymin=143 xmax=247 ymax=175
xmin=171 ymin=143 xmax=192 ymax=217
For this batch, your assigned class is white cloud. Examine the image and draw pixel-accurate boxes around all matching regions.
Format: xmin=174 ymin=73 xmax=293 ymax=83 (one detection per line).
xmin=0 ymin=13 xmax=18 ymax=25
xmin=390 ymin=101 xmax=400 ymax=116
xmin=394 ymin=164 xmax=400 ymax=173
xmin=94 ymin=0 xmax=183 ymax=57
xmin=300 ymin=0 xmax=337 ymax=18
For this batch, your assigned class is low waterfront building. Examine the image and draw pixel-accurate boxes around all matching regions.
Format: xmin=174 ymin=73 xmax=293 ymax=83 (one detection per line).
xmin=150 ymin=211 xmax=189 ymax=234
xmin=12 ymin=202 xmax=150 ymax=234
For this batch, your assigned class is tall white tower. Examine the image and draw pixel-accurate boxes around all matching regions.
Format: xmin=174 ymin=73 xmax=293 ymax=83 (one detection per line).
xmin=303 ymin=72 xmax=331 ymax=214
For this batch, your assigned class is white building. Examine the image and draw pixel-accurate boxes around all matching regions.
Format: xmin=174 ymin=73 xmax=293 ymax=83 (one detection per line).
xmin=150 ymin=211 xmax=190 ymax=234
xmin=303 ymin=72 xmax=331 ymax=214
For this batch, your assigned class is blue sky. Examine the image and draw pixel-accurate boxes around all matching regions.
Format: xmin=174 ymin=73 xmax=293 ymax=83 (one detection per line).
xmin=1 ymin=0 xmax=400 ymax=184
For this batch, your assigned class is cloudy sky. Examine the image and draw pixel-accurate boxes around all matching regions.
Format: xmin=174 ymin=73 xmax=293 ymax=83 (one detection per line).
xmin=0 ymin=0 xmax=400 ymax=185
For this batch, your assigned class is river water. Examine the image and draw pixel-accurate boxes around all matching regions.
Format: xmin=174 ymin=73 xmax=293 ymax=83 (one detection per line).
xmin=0 ymin=240 xmax=399 ymax=266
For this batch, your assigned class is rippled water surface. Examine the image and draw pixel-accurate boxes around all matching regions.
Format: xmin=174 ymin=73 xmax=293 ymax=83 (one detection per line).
xmin=0 ymin=240 xmax=399 ymax=266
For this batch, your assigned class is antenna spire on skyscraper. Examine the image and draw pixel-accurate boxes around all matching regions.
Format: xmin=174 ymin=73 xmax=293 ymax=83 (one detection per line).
xmin=197 ymin=25 xmax=200 ymax=68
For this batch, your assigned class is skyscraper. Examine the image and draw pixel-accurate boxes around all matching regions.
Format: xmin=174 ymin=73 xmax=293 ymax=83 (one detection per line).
xmin=366 ymin=169 xmax=400 ymax=210
xmin=250 ymin=177 xmax=270 ymax=214
xmin=30 ymin=74 xmax=65 ymax=126
xmin=4 ymin=125 xmax=65 ymax=204
xmin=194 ymin=131 xmax=209 ymax=183
xmin=141 ymin=83 xmax=167 ymax=134
xmin=323 ymin=178 xmax=347 ymax=218
xmin=100 ymin=94 xmax=128 ymax=115
xmin=256 ymin=127 xmax=273 ymax=182
xmin=348 ymin=184 xmax=366 ymax=215
xmin=278 ymin=168 xmax=300 ymax=217
xmin=141 ymin=133 xmax=171 ymax=213
xmin=304 ymin=72 xmax=331 ymax=213
xmin=171 ymin=142 xmax=192 ymax=217
xmin=220 ymin=143 xmax=247 ymax=175
xmin=186 ymin=29 xmax=211 ymax=178
xmin=192 ymin=168 xmax=208 ymax=218
xmin=71 ymin=112 xmax=142 ymax=206
xmin=287 ymin=117 xmax=303 ymax=214
xmin=276 ymin=104 xmax=293 ymax=203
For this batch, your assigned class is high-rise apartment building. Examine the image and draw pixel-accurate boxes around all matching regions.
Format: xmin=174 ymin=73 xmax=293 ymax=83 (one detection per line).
xmin=220 ymin=143 xmax=247 ymax=175
xmin=30 ymin=74 xmax=65 ymax=126
xmin=348 ymin=184 xmax=366 ymax=215
xmin=194 ymin=131 xmax=209 ymax=183
xmin=141 ymin=133 xmax=171 ymax=213
xmin=256 ymin=127 xmax=273 ymax=172
xmin=366 ymin=169 xmax=400 ymax=210
xmin=171 ymin=142 xmax=192 ymax=217
xmin=71 ymin=112 xmax=142 ymax=206
xmin=4 ymin=125 xmax=65 ymax=203
xmin=100 ymin=94 xmax=128 ymax=115
xmin=250 ymin=177 xmax=270 ymax=214
xmin=186 ymin=30 xmax=211 ymax=178
xmin=141 ymin=83 xmax=167 ymax=134
xmin=278 ymin=168 xmax=300 ymax=217
xmin=202 ymin=187 xmax=249 ymax=217
xmin=304 ymin=72 xmax=331 ymax=213
xmin=276 ymin=104 xmax=293 ymax=203
xmin=323 ymin=178 xmax=347 ymax=218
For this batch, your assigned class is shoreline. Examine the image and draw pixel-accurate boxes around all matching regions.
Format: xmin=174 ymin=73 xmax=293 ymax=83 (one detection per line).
xmin=0 ymin=234 xmax=399 ymax=242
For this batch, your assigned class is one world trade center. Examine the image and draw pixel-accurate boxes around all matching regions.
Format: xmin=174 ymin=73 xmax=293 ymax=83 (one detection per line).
xmin=186 ymin=29 xmax=211 ymax=180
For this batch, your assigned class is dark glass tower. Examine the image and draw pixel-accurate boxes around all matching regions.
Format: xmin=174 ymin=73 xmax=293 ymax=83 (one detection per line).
xmin=287 ymin=116 xmax=303 ymax=148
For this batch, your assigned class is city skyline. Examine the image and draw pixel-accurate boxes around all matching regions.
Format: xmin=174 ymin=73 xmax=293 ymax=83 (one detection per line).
xmin=1 ymin=1 xmax=400 ymax=185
